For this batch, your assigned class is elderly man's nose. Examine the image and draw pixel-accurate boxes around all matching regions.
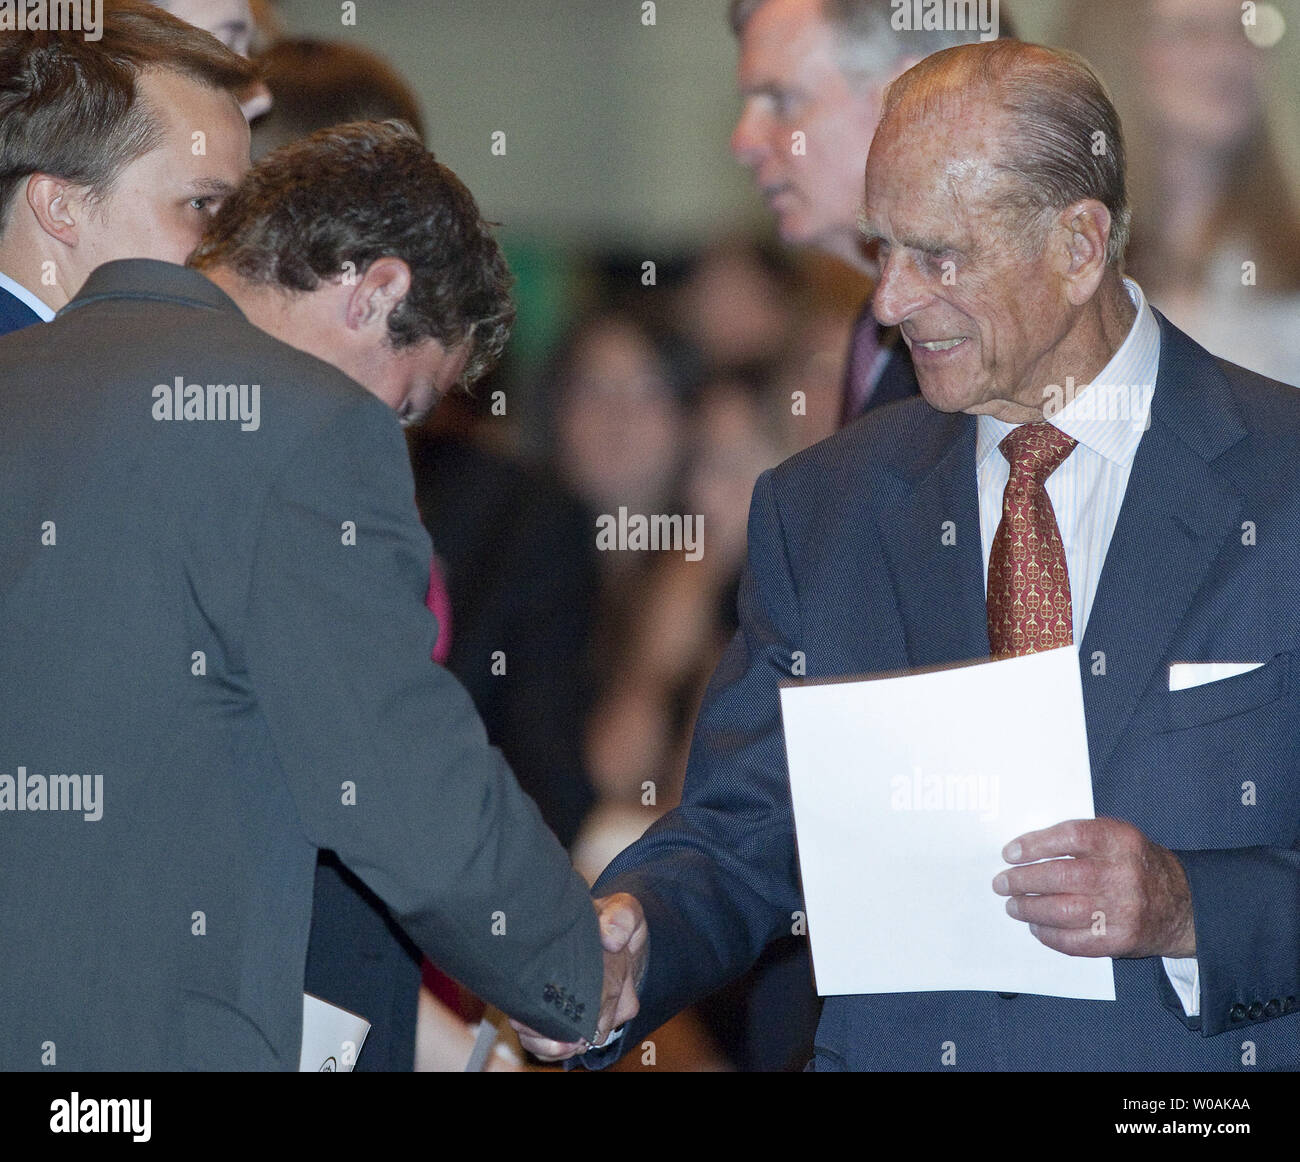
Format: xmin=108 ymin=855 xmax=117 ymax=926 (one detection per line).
xmin=872 ymin=253 xmax=927 ymax=327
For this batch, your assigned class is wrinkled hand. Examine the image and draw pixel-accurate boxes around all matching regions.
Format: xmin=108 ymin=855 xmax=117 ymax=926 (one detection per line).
xmin=993 ymin=817 xmax=1196 ymax=959
xmin=510 ymin=893 xmax=648 ymax=1062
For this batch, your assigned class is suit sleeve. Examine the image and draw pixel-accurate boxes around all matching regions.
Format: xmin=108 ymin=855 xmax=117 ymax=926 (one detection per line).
xmin=581 ymin=468 xmax=807 ymax=1067
xmin=243 ymin=396 xmax=602 ymax=1044
xmin=1162 ymin=844 xmax=1300 ymax=1036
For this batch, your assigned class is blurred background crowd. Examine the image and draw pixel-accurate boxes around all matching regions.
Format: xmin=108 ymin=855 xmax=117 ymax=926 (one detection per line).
xmin=176 ymin=0 xmax=1300 ymax=1069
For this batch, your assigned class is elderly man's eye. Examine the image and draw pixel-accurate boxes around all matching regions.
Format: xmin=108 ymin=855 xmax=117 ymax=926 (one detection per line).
xmin=925 ymin=249 xmax=957 ymax=271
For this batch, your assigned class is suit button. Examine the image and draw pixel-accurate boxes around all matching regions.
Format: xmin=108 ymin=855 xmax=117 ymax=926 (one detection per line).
xmin=1247 ymin=1001 xmax=1263 ymax=1020
xmin=1229 ymin=1003 xmax=1246 ymax=1022
xmin=997 ymin=992 xmax=1018 ymax=1000
xmin=1265 ymin=999 xmax=1280 ymax=1018
xmin=1286 ymin=997 xmax=1297 ymax=1014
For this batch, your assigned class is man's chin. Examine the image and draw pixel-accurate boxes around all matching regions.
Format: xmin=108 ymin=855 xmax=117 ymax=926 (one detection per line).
xmin=914 ymin=373 xmax=971 ymax=414
xmin=769 ymin=202 xmax=821 ymax=248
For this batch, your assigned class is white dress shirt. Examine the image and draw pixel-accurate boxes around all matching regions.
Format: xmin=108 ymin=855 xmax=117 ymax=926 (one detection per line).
xmin=975 ymin=277 xmax=1199 ymax=1015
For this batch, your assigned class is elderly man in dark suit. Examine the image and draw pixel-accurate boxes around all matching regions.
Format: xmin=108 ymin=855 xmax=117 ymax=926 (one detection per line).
xmin=0 ymin=119 xmax=638 ymax=1069
xmin=719 ymin=0 xmax=1022 ymax=1069
xmin=521 ymin=39 xmax=1300 ymax=1071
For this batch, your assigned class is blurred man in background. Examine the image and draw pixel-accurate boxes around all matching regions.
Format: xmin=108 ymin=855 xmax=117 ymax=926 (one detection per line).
xmin=729 ymin=0 xmax=1016 ymax=423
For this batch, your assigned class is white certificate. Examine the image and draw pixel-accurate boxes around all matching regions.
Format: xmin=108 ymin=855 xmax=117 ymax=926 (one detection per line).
xmin=299 ymin=992 xmax=371 ymax=1072
xmin=779 ymin=646 xmax=1115 ymax=1001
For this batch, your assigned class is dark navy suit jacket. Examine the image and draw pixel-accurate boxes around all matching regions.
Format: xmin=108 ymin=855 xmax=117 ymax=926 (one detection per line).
xmin=590 ymin=314 xmax=1300 ymax=1070
xmin=0 ymin=282 xmax=42 ymax=337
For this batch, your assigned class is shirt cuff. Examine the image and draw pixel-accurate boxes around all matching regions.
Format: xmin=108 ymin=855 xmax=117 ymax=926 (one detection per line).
xmin=1162 ymin=956 xmax=1201 ymax=1016
xmin=588 ymin=1025 xmax=625 ymax=1051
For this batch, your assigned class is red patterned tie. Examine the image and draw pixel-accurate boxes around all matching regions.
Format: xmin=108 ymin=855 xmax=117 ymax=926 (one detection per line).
xmin=987 ymin=423 xmax=1077 ymax=658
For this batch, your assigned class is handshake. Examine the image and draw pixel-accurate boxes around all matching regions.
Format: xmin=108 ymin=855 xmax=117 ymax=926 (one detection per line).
xmin=510 ymin=893 xmax=648 ymax=1062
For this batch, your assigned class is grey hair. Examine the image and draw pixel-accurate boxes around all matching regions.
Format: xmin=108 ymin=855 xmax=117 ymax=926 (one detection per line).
xmin=729 ymin=0 xmax=1008 ymax=85
xmin=880 ymin=41 xmax=1131 ymax=266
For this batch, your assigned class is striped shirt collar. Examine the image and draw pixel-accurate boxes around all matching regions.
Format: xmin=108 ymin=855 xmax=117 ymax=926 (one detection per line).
xmin=0 ymin=269 xmax=55 ymax=323
xmin=977 ymin=277 xmax=1161 ymax=469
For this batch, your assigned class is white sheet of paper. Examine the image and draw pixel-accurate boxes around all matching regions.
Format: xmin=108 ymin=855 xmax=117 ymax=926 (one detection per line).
xmin=779 ymin=646 xmax=1115 ymax=1001
xmin=299 ymin=992 xmax=371 ymax=1072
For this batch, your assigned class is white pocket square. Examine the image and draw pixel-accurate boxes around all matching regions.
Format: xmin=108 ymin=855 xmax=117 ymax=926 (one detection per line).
xmin=1168 ymin=662 xmax=1265 ymax=691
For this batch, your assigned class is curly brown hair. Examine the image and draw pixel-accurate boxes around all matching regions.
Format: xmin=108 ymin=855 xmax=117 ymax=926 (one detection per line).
xmin=189 ymin=120 xmax=513 ymax=388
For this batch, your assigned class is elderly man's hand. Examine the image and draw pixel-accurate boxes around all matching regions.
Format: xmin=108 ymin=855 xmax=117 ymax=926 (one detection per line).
xmin=992 ymin=818 xmax=1196 ymax=959
xmin=510 ymin=893 xmax=648 ymax=1062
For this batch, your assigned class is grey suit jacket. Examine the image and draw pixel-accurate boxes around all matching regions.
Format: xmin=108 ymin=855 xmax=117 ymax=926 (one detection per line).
xmin=0 ymin=259 xmax=601 ymax=1070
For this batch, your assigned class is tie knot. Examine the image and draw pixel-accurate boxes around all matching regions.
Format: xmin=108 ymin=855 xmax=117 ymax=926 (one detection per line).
xmin=999 ymin=423 xmax=1077 ymax=483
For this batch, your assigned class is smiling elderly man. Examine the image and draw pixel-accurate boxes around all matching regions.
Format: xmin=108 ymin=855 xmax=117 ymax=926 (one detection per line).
xmin=526 ymin=39 xmax=1300 ymax=1072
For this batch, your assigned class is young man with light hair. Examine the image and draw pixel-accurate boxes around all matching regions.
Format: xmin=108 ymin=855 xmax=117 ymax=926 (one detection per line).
xmin=0 ymin=0 xmax=255 ymax=334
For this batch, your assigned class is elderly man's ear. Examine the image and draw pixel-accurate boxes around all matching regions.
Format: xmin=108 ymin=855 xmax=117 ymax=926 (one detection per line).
xmin=1056 ymin=200 xmax=1113 ymax=306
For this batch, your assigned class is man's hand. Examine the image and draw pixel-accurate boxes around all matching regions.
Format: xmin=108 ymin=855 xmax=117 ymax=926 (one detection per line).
xmin=992 ymin=818 xmax=1196 ymax=959
xmin=594 ymin=892 xmax=648 ymax=1038
xmin=510 ymin=893 xmax=648 ymax=1062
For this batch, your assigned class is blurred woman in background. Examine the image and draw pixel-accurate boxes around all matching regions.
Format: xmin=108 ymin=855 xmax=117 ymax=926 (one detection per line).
xmin=1063 ymin=0 xmax=1300 ymax=384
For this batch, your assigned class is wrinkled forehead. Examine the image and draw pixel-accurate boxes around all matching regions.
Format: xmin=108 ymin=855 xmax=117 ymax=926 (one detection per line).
xmin=865 ymin=99 xmax=1009 ymax=209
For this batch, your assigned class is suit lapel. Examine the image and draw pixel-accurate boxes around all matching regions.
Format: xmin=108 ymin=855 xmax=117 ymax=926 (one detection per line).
xmin=866 ymin=318 xmax=1248 ymax=778
xmin=873 ymin=410 xmax=989 ymax=669
xmin=1078 ymin=316 xmax=1248 ymax=778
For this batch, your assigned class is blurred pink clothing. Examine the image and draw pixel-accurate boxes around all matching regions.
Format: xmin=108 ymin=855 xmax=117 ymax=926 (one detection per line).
xmin=426 ymin=556 xmax=453 ymax=664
